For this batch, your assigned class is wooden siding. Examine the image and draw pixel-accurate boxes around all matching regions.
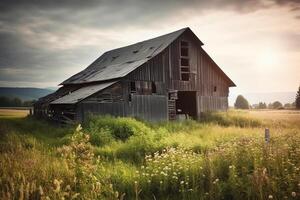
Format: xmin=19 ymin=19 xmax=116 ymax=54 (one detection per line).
xmin=129 ymin=94 xmax=168 ymax=121
xmin=197 ymin=95 xmax=228 ymax=113
xmin=76 ymin=94 xmax=167 ymax=122
xmin=76 ymin=102 xmax=127 ymax=122
xmin=167 ymin=31 xmax=231 ymax=95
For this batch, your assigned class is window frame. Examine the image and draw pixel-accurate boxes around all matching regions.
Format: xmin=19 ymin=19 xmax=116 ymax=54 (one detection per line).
xmin=180 ymin=40 xmax=190 ymax=81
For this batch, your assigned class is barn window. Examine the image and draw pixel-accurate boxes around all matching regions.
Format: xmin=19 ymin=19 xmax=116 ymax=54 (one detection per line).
xmin=130 ymin=81 xmax=136 ymax=93
xmin=181 ymin=74 xmax=189 ymax=81
xmin=180 ymin=40 xmax=190 ymax=81
xmin=151 ymin=82 xmax=157 ymax=94
xmin=181 ymin=58 xmax=189 ymax=66
xmin=214 ymin=86 xmax=217 ymax=92
xmin=181 ymin=48 xmax=189 ymax=57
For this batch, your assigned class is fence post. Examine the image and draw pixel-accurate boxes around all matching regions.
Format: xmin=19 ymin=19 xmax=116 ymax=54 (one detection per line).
xmin=265 ymin=128 xmax=270 ymax=143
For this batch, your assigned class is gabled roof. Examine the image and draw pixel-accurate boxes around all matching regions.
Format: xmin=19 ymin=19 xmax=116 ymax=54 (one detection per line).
xmin=61 ymin=27 xmax=195 ymax=85
xmin=61 ymin=27 xmax=235 ymax=87
xmin=51 ymin=81 xmax=116 ymax=104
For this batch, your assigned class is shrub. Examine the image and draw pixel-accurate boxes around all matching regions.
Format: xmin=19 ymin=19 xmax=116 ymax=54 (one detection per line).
xmin=85 ymin=115 xmax=153 ymax=141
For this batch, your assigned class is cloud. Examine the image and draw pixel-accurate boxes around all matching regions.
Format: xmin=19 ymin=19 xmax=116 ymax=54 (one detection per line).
xmin=0 ymin=0 xmax=300 ymax=87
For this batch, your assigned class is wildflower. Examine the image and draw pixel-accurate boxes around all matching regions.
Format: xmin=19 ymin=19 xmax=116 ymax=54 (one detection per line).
xmin=180 ymin=181 xmax=184 ymax=185
xmin=291 ymin=192 xmax=296 ymax=197
xmin=160 ymin=181 xmax=163 ymax=184
xmin=115 ymin=191 xmax=119 ymax=198
xmin=65 ymin=185 xmax=71 ymax=191
xmin=76 ymin=124 xmax=82 ymax=132
xmin=39 ymin=186 xmax=44 ymax=196
xmin=268 ymin=195 xmax=273 ymax=199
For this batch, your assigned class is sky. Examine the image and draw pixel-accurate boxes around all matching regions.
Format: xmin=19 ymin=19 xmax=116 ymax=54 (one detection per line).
xmin=0 ymin=0 xmax=300 ymax=97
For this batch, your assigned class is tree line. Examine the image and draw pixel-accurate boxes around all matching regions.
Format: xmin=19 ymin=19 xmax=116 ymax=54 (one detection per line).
xmin=235 ymin=85 xmax=300 ymax=110
xmin=0 ymin=96 xmax=36 ymax=107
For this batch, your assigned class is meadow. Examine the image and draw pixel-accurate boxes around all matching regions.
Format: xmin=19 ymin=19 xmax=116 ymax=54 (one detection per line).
xmin=0 ymin=109 xmax=299 ymax=200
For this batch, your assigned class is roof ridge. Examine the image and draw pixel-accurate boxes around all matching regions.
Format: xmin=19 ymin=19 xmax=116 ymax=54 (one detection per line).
xmin=103 ymin=27 xmax=189 ymax=54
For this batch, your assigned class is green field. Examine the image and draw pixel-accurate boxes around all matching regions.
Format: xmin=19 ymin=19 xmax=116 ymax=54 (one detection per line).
xmin=0 ymin=109 xmax=299 ymax=199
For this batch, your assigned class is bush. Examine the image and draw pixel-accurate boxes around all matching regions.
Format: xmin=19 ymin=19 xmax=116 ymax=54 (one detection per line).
xmin=85 ymin=115 xmax=153 ymax=141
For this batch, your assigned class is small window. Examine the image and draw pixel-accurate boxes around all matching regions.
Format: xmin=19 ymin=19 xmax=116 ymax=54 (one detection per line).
xmin=181 ymin=67 xmax=189 ymax=72
xmin=181 ymin=41 xmax=189 ymax=47
xmin=151 ymin=82 xmax=157 ymax=94
xmin=181 ymin=48 xmax=188 ymax=57
xmin=214 ymin=86 xmax=217 ymax=92
xmin=181 ymin=58 xmax=189 ymax=66
xmin=180 ymin=40 xmax=190 ymax=81
xmin=130 ymin=81 xmax=136 ymax=93
xmin=181 ymin=74 xmax=189 ymax=81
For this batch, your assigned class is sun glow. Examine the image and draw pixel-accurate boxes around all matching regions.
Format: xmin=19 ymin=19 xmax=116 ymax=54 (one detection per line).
xmin=257 ymin=48 xmax=281 ymax=68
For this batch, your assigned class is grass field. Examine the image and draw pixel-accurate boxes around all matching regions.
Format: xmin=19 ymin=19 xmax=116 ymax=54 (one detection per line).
xmin=0 ymin=108 xmax=29 ymax=118
xmin=0 ymin=109 xmax=299 ymax=199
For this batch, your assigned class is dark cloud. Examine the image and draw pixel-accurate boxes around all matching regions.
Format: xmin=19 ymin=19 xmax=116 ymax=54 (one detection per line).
xmin=0 ymin=0 xmax=300 ymax=87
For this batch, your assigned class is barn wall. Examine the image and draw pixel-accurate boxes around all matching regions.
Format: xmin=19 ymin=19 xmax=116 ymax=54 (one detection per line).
xmin=76 ymin=95 xmax=167 ymax=122
xmin=76 ymin=80 xmax=168 ymax=122
xmin=76 ymin=102 xmax=127 ymax=122
xmin=165 ymin=31 xmax=231 ymax=117
xmin=128 ymin=94 xmax=168 ymax=121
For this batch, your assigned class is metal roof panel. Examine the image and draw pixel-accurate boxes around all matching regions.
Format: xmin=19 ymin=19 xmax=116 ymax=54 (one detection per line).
xmin=50 ymin=81 xmax=116 ymax=104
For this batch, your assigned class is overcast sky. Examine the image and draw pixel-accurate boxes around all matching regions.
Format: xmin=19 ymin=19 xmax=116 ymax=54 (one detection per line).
xmin=0 ymin=0 xmax=299 ymax=95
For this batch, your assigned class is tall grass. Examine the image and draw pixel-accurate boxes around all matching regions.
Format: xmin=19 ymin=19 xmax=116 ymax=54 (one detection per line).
xmin=0 ymin=110 xmax=299 ymax=199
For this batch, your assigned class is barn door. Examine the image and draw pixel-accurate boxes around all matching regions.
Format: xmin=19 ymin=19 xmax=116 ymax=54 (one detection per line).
xmin=175 ymin=91 xmax=197 ymax=119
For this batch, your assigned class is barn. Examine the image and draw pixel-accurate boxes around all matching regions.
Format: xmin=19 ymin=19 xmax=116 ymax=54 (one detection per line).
xmin=34 ymin=27 xmax=236 ymax=123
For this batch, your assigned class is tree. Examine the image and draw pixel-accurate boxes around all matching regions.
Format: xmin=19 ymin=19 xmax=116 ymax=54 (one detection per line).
xmin=268 ymin=103 xmax=273 ymax=109
xmin=296 ymin=85 xmax=300 ymax=109
xmin=284 ymin=103 xmax=292 ymax=109
xmin=12 ymin=97 xmax=22 ymax=107
xmin=272 ymin=101 xmax=283 ymax=109
xmin=234 ymin=95 xmax=249 ymax=109
xmin=258 ymin=102 xmax=267 ymax=109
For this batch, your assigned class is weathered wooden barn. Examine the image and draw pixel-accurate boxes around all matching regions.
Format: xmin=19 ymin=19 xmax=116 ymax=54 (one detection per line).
xmin=34 ymin=27 xmax=235 ymax=123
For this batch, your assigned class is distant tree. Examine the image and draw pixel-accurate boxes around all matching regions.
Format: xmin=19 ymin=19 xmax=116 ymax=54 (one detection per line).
xmin=23 ymin=100 xmax=35 ymax=107
xmin=234 ymin=95 xmax=249 ymax=109
xmin=12 ymin=97 xmax=22 ymax=107
xmin=272 ymin=101 xmax=283 ymax=109
xmin=0 ymin=96 xmax=11 ymax=107
xmin=296 ymin=85 xmax=300 ymax=109
xmin=0 ymin=96 xmax=32 ymax=107
xmin=268 ymin=103 xmax=273 ymax=109
xmin=284 ymin=103 xmax=292 ymax=109
xmin=258 ymin=102 xmax=267 ymax=109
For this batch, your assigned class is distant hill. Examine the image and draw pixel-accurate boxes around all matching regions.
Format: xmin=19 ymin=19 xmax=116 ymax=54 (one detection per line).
xmin=229 ymin=91 xmax=296 ymax=106
xmin=0 ymin=87 xmax=55 ymax=101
